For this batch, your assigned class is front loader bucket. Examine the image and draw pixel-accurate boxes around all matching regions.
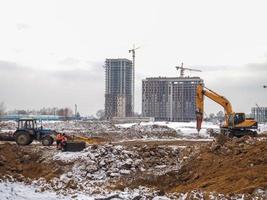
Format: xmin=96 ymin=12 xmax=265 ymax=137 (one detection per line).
xmin=63 ymin=141 xmax=86 ymax=152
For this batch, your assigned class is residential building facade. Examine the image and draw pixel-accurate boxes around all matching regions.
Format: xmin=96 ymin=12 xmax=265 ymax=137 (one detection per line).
xmin=105 ymin=58 xmax=133 ymax=119
xmin=142 ymin=77 xmax=203 ymax=122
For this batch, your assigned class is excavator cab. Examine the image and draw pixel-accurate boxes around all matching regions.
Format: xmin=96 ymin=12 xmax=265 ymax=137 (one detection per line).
xmin=234 ymin=113 xmax=246 ymax=125
xmin=228 ymin=113 xmax=245 ymax=128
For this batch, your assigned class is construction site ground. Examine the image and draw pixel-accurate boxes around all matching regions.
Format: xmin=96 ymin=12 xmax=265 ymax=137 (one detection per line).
xmin=0 ymin=121 xmax=267 ymax=199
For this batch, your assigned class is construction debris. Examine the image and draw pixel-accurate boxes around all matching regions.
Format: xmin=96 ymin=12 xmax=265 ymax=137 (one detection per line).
xmin=122 ymin=135 xmax=267 ymax=197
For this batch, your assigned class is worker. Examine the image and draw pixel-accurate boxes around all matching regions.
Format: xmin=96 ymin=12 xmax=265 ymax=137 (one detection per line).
xmin=56 ymin=132 xmax=63 ymax=150
xmin=60 ymin=133 xmax=68 ymax=151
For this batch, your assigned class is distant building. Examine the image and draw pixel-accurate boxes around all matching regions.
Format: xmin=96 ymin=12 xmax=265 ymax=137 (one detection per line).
xmin=142 ymin=77 xmax=203 ymax=122
xmin=105 ymin=58 xmax=133 ymax=119
xmin=251 ymin=107 xmax=267 ymax=122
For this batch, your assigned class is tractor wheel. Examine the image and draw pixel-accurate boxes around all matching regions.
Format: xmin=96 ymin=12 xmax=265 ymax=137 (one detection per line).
xmin=63 ymin=141 xmax=86 ymax=152
xmin=42 ymin=136 xmax=54 ymax=146
xmin=15 ymin=131 xmax=31 ymax=146
xmin=28 ymin=137 xmax=34 ymax=145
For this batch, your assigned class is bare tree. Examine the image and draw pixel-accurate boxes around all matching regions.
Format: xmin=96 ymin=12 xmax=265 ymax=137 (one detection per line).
xmin=216 ymin=111 xmax=224 ymax=122
xmin=96 ymin=109 xmax=105 ymax=120
xmin=57 ymin=107 xmax=73 ymax=119
xmin=209 ymin=113 xmax=215 ymax=120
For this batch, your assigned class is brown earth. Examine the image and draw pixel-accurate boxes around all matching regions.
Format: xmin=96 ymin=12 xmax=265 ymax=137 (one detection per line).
xmin=0 ymin=143 xmax=62 ymax=181
xmin=1 ymin=136 xmax=266 ymax=196
xmin=120 ymin=135 xmax=267 ymax=195
xmin=170 ymin=136 xmax=267 ymax=194
xmin=0 ymin=131 xmax=14 ymax=141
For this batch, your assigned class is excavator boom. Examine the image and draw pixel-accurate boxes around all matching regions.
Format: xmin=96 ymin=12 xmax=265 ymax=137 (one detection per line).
xmin=196 ymin=83 xmax=233 ymax=132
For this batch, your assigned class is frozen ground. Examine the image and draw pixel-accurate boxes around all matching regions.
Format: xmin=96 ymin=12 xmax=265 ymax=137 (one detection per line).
xmin=0 ymin=180 xmax=175 ymax=200
xmin=0 ymin=181 xmax=159 ymax=200
xmin=2 ymin=120 xmax=267 ymax=140
xmin=116 ymin=121 xmax=219 ymax=138
xmin=1 ymin=181 xmax=264 ymax=200
xmin=258 ymin=123 xmax=267 ymax=132
xmin=0 ymin=181 xmax=94 ymax=200
xmin=117 ymin=121 xmax=267 ymax=137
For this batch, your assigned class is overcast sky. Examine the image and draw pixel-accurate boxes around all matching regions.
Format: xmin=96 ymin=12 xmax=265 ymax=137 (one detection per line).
xmin=0 ymin=0 xmax=267 ymax=116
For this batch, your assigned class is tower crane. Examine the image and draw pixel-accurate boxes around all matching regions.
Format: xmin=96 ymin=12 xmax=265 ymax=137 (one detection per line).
xmin=175 ymin=62 xmax=202 ymax=77
xmin=129 ymin=44 xmax=140 ymax=115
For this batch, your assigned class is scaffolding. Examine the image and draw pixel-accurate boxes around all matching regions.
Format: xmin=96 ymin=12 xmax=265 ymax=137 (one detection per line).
xmin=105 ymin=59 xmax=133 ymax=119
xmin=142 ymin=77 xmax=203 ymax=122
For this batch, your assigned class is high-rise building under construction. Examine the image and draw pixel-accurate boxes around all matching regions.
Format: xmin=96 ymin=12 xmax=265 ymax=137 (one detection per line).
xmin=251 ymin=107 xmax=267 ymax=122
xmin=105 ymin=58 xmax=133 ymax=119
xmin=142 ymin=77 xmax=203 ymax=122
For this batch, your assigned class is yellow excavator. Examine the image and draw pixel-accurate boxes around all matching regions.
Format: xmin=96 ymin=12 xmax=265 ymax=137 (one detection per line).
xmin=196 ymin=83 xmax=258 ymax=137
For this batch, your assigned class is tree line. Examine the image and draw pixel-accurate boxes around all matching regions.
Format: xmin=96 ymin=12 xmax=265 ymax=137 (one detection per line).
xmin=0 ymin=102 xmax=75 ymax=117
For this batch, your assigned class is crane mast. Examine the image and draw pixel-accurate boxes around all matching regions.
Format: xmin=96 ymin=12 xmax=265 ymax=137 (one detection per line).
xmin=129 ymin=44 xmax=140 ymax=116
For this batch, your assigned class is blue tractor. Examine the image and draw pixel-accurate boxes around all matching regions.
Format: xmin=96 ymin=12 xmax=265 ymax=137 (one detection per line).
xmin=14 ymin=118 xmax=55 ymax=146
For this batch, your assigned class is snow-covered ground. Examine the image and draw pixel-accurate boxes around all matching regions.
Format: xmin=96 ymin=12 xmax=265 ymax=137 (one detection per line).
xmin=117 ymin=121 xmax=267 ymax=137
xmin=0 ymin=181 xmax=173 ymax=200
xmin=116 ymin=121 xmax=219 ymax=138
xmin=2 ymin=181 xmax=264 ymax=200
xmin=258 ymin=123 xmax=267 ymax=133
xmin=0 ymin=181 xmax=94 ymax=200
xmin=2 ymin=120 xmax=267 ymax=138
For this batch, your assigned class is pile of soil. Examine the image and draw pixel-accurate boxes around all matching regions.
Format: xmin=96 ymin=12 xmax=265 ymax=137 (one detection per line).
xmin=0 ymin=132 xmax=14 ymax=141
xmin=123 ymin=124 xmax=177 ymax=139
xmin=0 ymin=143 xmax=62 ymax=181
xmin=124 ymin=135 xmax=267 ymax=195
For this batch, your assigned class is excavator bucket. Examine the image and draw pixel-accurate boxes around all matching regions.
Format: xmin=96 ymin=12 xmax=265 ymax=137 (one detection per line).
xmin=63 ymin=141 xmax=86 ymax=152
xmin=196 ymin=83 xmax=204 ymax=133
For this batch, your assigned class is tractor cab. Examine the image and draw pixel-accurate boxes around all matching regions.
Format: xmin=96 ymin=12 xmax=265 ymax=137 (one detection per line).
xmin=18 ymin=118 xmax=38 ymax=130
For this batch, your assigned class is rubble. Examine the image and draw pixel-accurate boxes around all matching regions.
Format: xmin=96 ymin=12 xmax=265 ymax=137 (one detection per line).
xmin=123 ymin=135 xmax=267 ymax=196
xmin=122 ymin=124 xmax=177 ymax=139
xmin=0 ymin=141 xmax=187 ymax=197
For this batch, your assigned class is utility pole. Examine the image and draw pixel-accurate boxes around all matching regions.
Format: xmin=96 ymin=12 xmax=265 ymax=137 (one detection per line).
xmin=129 ymin=44 xmax=140 ymax=116
xmin=75 ymin=104 xmax=77 ymax=119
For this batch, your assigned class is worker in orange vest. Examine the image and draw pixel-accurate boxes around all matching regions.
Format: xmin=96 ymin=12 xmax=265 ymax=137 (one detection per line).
xmin=56 ymin=132 xmax=63 ymax=150
xmin=61 ymin=133 xmax=68 ymax=151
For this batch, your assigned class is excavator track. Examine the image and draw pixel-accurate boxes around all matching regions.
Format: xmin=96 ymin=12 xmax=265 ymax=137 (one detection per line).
xmin=221 ymin=128 xmax=257 ymax=138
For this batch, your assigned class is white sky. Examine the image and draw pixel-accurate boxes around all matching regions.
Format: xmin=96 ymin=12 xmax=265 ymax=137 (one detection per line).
xmin=0 ymin=0 xmax=267 ymax=116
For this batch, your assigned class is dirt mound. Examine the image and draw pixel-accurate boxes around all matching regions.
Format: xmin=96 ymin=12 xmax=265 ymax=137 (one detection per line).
xmin=0 ymin=132 xmax=14 ymax=141
xmin=0 ymin=143 xmax=62 ymax=181
xmin=124 ymin=124 xmax=177 ymax=138
xmin=124 ymin=135 xmax=267 ymax=195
